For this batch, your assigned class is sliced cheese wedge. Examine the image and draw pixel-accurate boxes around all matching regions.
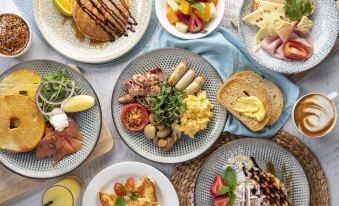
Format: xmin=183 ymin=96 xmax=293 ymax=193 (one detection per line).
xmin=242 ymin=0 xmax=290 ymax=50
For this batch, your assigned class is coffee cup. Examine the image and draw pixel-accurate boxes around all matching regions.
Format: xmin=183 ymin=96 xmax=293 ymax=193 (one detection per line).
xmin=292 ymin=92 xmax=337 ymax=138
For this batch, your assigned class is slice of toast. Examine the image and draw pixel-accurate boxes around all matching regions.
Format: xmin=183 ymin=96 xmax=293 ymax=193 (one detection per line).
xmin=231 ymin=70 xmax=283 ymax=125
xmin=217 ymin=78 xmax=271 ymax=131
xmin=98 ymin=177 xmax=158 ymax=206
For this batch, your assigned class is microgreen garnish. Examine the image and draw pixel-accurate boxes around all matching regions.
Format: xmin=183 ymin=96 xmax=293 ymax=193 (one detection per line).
xmin=149 ymin=81 xmax=186 ymax=126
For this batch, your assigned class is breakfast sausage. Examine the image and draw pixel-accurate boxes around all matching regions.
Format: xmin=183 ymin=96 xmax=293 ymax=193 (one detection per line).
xmin=175 ymin=69 xmax=196 ymax=90
xmin=184 ymin=76 xmax=205 ymax=95
xmin=168 ymin=61 xmax=188 ymax=86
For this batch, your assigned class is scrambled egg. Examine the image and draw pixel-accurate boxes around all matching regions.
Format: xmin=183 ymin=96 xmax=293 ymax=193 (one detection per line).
xmin=173 ymin=91 xmax=213 ymax=138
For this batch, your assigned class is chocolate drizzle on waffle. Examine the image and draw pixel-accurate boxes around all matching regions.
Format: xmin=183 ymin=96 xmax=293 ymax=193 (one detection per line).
xmin=243 ymin=157 xmax=290 ymax=206
xmin=76 ymin=0 xmax=137 ymax=42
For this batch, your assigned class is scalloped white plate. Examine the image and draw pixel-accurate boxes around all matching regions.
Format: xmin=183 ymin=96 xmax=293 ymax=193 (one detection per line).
xmin=33 ymin=0 xmax=152 ymax=63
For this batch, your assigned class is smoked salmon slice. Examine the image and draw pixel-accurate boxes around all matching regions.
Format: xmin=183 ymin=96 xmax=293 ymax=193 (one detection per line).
xmin=35 ymin=119 xmax=83 ymax=165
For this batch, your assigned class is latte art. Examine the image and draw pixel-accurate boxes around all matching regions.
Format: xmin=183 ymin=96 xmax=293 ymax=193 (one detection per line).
xmin=294 ymin=94 xmax=336 ymax=137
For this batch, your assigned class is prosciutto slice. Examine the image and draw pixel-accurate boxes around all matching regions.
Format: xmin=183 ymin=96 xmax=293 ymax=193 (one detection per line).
xmin=276 ymin=21 xmax=298 ymax=42
xmin=261 ymin=36 xmax=283 ymax=56
xmin=261 ymin=23 xmax=314 ymax=60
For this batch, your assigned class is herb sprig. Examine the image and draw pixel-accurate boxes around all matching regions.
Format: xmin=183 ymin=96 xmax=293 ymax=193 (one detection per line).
xmin=114 ymin=191 xmax=139 ymax=206
xmin=115 ymin=196 xmax=126 ymax=206
xmin=149 ymin=81 xmax=186 ymax=126
xmin=216 ymin=167 xmax=237 ymax=206
xmin=285 ymin=0 xmax=312 ymax=21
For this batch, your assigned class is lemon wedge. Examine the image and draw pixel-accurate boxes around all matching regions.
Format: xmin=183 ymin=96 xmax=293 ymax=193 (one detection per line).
xmin=52 ymin=0 xmax=73 ymax=17
xmin=62 ymin=95 xmax=95 ymax=113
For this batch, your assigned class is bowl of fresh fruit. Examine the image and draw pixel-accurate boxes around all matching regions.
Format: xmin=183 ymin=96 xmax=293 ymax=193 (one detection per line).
xmin=156 ymin=0 xmax=225 ymax=39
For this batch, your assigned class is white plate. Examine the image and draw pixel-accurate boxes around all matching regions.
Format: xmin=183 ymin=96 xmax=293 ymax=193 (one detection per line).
xmin=33 ymin=0 xmax=152 ymax=63
xmin=82 ymin=162 xmax=179 ymax=206
xmin=156 ymin=0 xmax=225 ymax=39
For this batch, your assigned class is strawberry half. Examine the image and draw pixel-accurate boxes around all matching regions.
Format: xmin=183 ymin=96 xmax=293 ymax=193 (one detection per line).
xmin=188 ymin=13 xmax=204 ymax=33
xmin=213 ymin=196 xmax=230 ymax=206
xmin=210 ymin=175 xmax=224 ymax=197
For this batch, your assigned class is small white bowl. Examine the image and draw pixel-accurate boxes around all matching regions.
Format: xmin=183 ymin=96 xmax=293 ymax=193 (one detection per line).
xmin=156 ymin=0 xmax=225 ymax=39
xmin=0 ymin=13 xmax=32 ymax=58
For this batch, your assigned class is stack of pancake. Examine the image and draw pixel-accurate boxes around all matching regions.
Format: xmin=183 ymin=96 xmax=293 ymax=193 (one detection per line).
xmin=72 ymin=0 xmax=136 ymax=42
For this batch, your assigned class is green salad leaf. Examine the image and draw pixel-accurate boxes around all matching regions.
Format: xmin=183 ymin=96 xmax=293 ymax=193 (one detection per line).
xmin=149 ymin=81 xmax=186 ymax=126
xmin=285 ymin=0 xmax=312 ymax=21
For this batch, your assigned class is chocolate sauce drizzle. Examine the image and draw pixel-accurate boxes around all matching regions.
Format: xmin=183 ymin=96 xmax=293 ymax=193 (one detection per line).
xmin=76 ymin=0 xmax=138 ymax=42
xmin=242 ymin=160 xmax=290 ymax=205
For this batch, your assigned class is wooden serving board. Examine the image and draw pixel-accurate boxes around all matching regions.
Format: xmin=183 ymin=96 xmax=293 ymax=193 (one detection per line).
xmin=0 ymin=121 xmax=114 ymax=204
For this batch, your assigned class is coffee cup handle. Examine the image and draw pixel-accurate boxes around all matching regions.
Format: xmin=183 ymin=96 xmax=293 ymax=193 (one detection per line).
xmin=327 ymin=92 xmax=338 ymax=101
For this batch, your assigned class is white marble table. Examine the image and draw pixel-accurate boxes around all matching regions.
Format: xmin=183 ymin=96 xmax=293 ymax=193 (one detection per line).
xmin=1 ymin=1 xmax=338 ymax=205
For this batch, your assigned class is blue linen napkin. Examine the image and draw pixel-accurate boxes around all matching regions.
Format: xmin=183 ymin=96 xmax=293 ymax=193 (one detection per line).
xmin=151 ymin=27 xmax=299 ymax=138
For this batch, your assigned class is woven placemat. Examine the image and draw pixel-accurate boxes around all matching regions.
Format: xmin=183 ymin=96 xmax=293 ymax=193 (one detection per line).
xmin=170 ymin=130 xmax=329 ymax=206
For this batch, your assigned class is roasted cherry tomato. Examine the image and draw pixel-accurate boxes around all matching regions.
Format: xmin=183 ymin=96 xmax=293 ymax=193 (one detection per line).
xmin=114 ymin=182 xmax=126 ymax=196
xmin=125 ymin=178 xmax=136 ymax=193
xmin=283 ymin=40 xmax=308 ymax=60
xmin=121 ymin=103 xmax=149 ymax=131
